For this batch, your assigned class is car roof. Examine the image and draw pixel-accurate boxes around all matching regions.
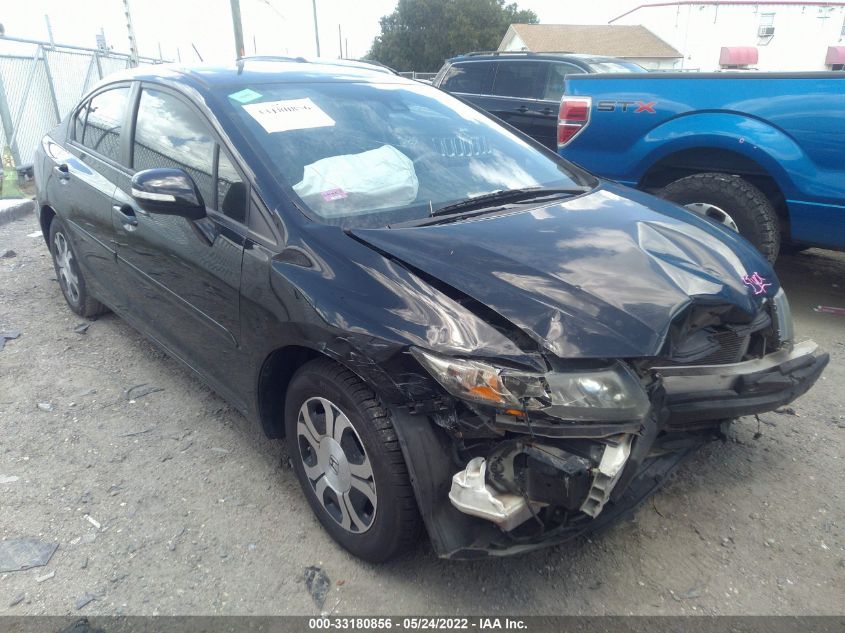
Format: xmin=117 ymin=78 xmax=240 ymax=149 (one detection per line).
xmin=445 ymin=52 xmax=629 ymax=64
xmin=98 ymin=57 xmax=409 ymax=92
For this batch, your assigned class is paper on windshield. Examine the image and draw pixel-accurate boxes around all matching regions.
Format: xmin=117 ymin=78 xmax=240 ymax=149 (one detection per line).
xmin=242 ymin=98 xmax=335 ymax=133
xmin=293 ymin=145 xmax=419 ymax=218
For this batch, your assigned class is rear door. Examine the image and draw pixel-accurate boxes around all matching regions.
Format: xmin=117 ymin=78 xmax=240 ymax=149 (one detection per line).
xmin=534 ymin=62 xmax=587 ymax=151
xmin=51 ymin=84 xmax=132 ymax=310
xmin=437 ymin=60 xmax=495 ymax=105
xmin=485 ymin=60 xmax=546 ymax=142
xmin=111 ymin=85 xmax=250 ymax=403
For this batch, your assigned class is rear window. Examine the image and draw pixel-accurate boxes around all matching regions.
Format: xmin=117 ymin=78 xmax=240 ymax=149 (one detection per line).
xmin=588 ymin=61 xmax=647 ymax=73
xmin=219 ymin=80 xmax=592 ymax=229
xmin=439 ymin=62 xmax=494 ymax=94
xmin=491 ymin=61 xmax=544 ymax=99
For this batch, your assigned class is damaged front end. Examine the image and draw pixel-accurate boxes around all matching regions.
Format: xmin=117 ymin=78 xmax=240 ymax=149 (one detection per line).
xmin=336 ymin=185 xmax=828 ymax=558
xmin=390 ymin=352 xmax=685 ymax=558
xmin=389 ymin=291 xmax=827 ymax=559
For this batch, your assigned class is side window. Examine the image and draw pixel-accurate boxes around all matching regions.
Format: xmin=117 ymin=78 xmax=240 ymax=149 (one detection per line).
xmin=439 ymin=62 xmax=494 ymax=95
xmin=217 ymin=151 xmax=247 ymax=223
xmin=80 ymin=87 xmax=129 ymax=163
xmin=541 ymin=63 xmax=585 ymax=101
xmin=491 ymin=62 xmax=544 ymax=99
xmin=133 ymin=88 xmax=215 ymax=208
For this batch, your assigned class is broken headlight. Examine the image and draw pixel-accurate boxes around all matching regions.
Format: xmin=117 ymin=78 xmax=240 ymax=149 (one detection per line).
xmin=411 ymin=348 xmax=650 ymax=422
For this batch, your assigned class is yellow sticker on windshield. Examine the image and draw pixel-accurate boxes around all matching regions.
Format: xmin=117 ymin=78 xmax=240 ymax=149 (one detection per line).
xmin=242 ymin=98 xmax=335 ymax=133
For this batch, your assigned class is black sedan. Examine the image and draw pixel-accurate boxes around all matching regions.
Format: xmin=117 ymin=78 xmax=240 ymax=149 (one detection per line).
xmin=34 ymin=58 xmax=827 ymax=561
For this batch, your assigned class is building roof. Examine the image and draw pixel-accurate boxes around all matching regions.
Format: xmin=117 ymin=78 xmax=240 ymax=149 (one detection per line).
xmin=610 ymin=2 xmax=845 ymax=23
xmin=499 ymin=24 xmax=682 ymax=59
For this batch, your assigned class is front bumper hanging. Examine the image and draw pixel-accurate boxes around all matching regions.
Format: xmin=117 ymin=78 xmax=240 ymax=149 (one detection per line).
xmin=657 ymin=340 xmax=828 ymax=425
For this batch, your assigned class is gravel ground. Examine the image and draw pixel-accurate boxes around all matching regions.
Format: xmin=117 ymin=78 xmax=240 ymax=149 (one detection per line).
xmin=1 ymin=213 xmax=843 ymax=616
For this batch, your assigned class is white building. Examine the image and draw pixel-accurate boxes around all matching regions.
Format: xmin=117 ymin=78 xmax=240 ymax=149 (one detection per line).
xmin=610 ymin=1 xmax=845 ymax=71
xmin=498 ymin=24 xmax=683 ymax=69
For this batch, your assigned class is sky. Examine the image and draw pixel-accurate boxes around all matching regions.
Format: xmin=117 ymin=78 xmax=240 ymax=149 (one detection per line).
xmin=0 ymin=0 xmax=639 ymax=63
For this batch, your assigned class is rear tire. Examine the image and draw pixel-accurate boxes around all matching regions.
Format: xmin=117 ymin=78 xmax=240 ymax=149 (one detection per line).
xmin=660 ymin=173 xmax=780 ymax=263
xmin=285 ymin=358 xmax=421 ymax=562
xmin=48 ymin=216 xmax=108 ymax=318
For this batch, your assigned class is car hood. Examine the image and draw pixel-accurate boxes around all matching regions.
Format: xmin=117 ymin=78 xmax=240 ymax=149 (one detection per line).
xmin=351 ymin=184 xmax=778 ymax=359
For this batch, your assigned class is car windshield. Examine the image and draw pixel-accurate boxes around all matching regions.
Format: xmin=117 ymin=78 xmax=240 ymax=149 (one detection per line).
xmin=218 ymin=80 xmax=594 ymax=228
xmin=588 ymin=61 xmax=648 ymax=73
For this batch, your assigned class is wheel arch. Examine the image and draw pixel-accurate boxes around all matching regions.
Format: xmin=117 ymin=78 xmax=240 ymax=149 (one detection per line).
xmin=638 ymin=147 xmax=792 ymax=238
xmin=256 ymin=344 xmax=325 ymax=439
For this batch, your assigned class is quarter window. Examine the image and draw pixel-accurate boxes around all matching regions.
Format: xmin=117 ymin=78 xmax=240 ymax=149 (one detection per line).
xmin=217 ymin=151 xmax=247 ymax=223
xmin=80 ymin=87 xmax=129 ymax=163
xmin=491 ymin=62 xmax=543 ymax=99
xmin=542 ymin=63 xmax=584 ymax=101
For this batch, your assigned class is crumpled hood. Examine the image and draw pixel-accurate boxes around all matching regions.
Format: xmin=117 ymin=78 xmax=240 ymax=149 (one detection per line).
xmin=351 ymin=184 xmax=778 ymax=359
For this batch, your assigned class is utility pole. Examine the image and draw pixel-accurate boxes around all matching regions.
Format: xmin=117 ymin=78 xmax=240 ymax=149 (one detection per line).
xmin=338 ymin=24 xmax=342 ymax=58
xmin=229 ymin=0 xmax=246 ymax=59
xmin=122 ymin=0 xmax=139 ymax=67
xmin=312 ymin=0 xmax=321 ymax=57
xmin=44 ymin=15 xmax=55 ymax=46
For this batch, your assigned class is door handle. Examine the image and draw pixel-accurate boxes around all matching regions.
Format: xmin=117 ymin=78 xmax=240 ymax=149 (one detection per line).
xmin=515 ymin=105 xmax=529 ymax=113
xmin=540 ymin=107 xmax=555 ymax=115
xmin=54 ymin=164 xmax=70 ymax=181
xmin=113 ymin=204 xmax=138 ymax=227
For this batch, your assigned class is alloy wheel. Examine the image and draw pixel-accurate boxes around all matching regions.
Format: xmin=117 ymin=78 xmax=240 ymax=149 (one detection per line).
xmin=53 ymin=232 xmax=80 ymax=304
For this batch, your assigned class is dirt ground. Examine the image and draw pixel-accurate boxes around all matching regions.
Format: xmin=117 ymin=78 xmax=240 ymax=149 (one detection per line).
xmin=1 ymin=212 xmax=843 ymax=616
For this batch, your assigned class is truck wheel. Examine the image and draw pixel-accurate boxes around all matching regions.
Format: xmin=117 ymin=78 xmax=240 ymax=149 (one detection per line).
xmin=660 ymin=173 xmax=780 ymax=262
xmin=285 ymin=358 xmax=421 ymax=562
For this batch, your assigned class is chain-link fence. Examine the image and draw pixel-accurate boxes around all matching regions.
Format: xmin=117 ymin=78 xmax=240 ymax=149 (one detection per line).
xmin=0 ymin=35 xmax=166 ymax=172
xmin=397 ymin=71 xmax=437 ymax=82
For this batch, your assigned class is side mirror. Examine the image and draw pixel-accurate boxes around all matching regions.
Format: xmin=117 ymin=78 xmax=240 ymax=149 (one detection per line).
xmin=130 ymin=168 xmax=206 ymax=220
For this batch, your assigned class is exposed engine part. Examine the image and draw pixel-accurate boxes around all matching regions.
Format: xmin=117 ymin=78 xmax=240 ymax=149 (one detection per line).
xmin=661 ymin=306 xmax=772 ymax=366
xmin=524 ymin=450 xmax=592 ymax=509
xmin=486 ymin=440 xmax=596 ymax=510
xmin=448 ymin=457 xmax=540 ymax=531
xmin=580 ymin=435 xmax=633 ymax=517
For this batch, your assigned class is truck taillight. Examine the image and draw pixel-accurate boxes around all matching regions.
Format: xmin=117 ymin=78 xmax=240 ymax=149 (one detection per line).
xmin=558 ymin=97 xmax=592 ymax=147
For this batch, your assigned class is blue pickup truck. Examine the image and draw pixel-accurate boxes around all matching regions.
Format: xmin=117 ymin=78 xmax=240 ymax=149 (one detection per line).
xmin=558 ymin=72 xmax=845 ymax=261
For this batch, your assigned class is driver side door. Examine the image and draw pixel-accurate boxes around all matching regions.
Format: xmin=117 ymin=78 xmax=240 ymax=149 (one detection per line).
xmin=111 ymin=84 xmax=250 ymax=407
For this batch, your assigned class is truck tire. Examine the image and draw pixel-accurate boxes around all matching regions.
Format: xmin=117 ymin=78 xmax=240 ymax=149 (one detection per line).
xmin=660 ymin=173 xmax=780 ymax=262
xmin=285 ymin=358 xmax=422 ymax=562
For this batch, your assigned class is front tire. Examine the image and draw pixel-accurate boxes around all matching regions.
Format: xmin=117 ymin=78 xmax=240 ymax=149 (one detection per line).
xmin=49 ymin=216 xmax=108 ymax=318
xmin=285 ymin=358 xmax=421 ymax=562
xmin=660 ymin=173 xmax=780 ymax=263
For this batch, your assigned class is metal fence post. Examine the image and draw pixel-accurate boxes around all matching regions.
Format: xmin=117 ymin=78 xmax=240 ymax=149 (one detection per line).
xmin=41 ymin=49 xmax=62 ymax=126
xmin=0 ymin=71 xmax=21 ymax=166
xmin=82 ymin=54 xmax=96 ymax=95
